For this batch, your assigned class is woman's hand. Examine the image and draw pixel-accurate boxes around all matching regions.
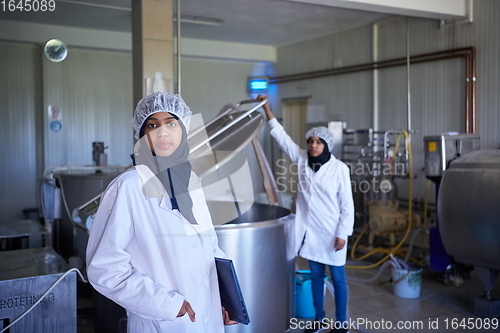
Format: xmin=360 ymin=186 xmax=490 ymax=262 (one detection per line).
xmin=222 ymin=307 xmax=239 ymax=326
xmin=177 ymin=300 xmax=196 ymax=322
xmin=334 ymin=237 xmax=346 ymax=252
xmin=256 ymin=95 xmax=275 ymax=120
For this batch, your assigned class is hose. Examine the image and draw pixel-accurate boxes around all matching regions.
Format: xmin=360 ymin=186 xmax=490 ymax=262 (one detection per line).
xmin=346 ymin=130 xmax=413 ymax=270
xmin=346 ymin=260 xmax=396 ymax=283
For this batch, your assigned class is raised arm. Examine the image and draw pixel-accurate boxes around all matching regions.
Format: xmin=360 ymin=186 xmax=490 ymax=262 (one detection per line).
xmin=257 ymin=95 xmax=275 ymax=121
xmin=257 ymin=95 xmax=302 ymax=163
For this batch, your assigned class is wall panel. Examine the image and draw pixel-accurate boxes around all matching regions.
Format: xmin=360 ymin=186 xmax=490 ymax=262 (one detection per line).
xmin=43 ymin=48 xmax=133 ymax=168
xmin=0 ymin=41 xmax=40 ymax=221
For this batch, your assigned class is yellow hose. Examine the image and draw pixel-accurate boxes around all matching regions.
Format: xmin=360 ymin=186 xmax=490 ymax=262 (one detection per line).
xmin=346 ymin=130 xmax=413 ymax=269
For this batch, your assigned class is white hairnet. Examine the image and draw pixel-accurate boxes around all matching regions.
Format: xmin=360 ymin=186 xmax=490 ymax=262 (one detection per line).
xmin=131 ymin=92 xmax=192 ymax=139
xmin=305 ymin=126 xmax=335 ymax=152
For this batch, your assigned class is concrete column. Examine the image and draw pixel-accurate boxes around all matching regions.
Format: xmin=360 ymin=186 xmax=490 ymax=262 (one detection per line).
xmin=132 ymin=0 xmax=174 ymax=106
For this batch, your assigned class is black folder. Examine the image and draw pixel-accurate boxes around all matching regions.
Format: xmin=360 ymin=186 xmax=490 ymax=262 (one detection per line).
xmin=215 ymin=257 xmax=250 ymax=325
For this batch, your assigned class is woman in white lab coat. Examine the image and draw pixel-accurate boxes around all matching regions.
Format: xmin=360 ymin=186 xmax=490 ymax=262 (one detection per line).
xmin=258 ymin=96 xmax=354 ymax=333
xmin=86 ymin=92 xmax=237 ymax=333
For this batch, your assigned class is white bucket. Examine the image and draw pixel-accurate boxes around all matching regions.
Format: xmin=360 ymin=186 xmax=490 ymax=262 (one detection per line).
xmin=392 ymin=266 xmax=422 ymax=299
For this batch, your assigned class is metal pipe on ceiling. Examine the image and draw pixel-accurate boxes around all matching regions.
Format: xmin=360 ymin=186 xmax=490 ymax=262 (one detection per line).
xmin=268 ymin=47 xmax=477 ymax=134
xmin=470 ymin=47 xmax=476 ymax=134
xmin=176 ymin=0 xmax=181 ymax=95
xmin=406 ymin=17 xmax=412 ymax=133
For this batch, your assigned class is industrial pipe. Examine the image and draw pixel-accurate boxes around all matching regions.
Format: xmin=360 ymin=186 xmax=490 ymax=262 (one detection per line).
xmin=269 ymin=47 xmax=477 ymax=133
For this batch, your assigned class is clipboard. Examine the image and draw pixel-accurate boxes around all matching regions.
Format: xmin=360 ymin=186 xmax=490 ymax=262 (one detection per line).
xmin=215 ymin=257 xmax=250 ymax=325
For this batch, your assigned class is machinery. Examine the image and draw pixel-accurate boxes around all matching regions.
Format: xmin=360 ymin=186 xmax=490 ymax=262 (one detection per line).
xmin=367 ymin=199 xmax=421 ymax=249
xmin=92 ymin=142 xmax=108 ymax=166
xmin=423 ymin=133 xmax=480 ymax=273
xmin=343 ymin=128 xmax=418 ymax=253
xmin=0 ymin=248 xmax=76 ymax=333
xmin=438 ymin=149 xmax=500 ymax=318
xmin=42 ymin=165 xmax=127 ymax=261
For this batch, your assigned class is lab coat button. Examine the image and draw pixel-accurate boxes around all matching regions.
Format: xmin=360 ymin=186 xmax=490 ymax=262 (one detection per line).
xmin=196 ymin=243 xmax=201 ymax=249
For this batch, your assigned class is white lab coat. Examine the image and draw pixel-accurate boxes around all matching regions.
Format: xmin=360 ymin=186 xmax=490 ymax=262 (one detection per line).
xmin=269 ymin=118 xmax=355 ymax=266
xmin=86 ymin=165 xmax=226 ymax=333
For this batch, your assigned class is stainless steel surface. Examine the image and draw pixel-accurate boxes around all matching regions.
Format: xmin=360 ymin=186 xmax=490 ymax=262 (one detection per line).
xmin=189 ymin=109 xmax=264 ymax=178
xmin=251 ymin=138 xmax=282 ymax=206
xmin=192 ymin=100 xmax=294 ymax=333
xmin=423 ymin=133 xmax=480 ymax=180
xmin=0 ymin=219 xmax=48 ymax=249
xmin=438 ymin=149 xmax=500 ymax=271
xmin=55 ymin=169 xmax=122 ymax=259
xmin=473 ymin=267 xmax=500 ymax=318
xmin=188 ymin=99 xmax=266 ymax=158
xmin=188 ymin=100 xmax=269 ymax=208
xmin=0 ymin=247 xmax=76 ymax=333
xmin=175 ymin=0 xmax=181 ymax=95
xmin=211 ymin=202 xmax=295 ymax=333
xmin=0 ymin=219 xmax=47 ymax=237
xmin=0 ymin=247 xmax=69 ymax=280
xmin=434 ymin=147 xmax=500 ymax=319
xmin=406 ymin=16 xmax=412 ymax=133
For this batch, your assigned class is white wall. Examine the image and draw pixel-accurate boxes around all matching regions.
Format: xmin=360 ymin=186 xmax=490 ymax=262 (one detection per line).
xmin=180 ymin=57 xmax=263 ymax=122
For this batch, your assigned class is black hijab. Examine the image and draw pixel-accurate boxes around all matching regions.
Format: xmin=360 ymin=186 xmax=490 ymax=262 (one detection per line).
xmin=307 ymin=137 xmax=331 ymax=172
xmin=135 ymin=115 xmax=197 ymax=225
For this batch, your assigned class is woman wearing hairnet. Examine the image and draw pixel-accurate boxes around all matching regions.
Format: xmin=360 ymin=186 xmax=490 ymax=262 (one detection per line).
xmin=86 ymin=92 xmax=237 ymax=332
xmin=258 ymin=96 xmax=354 ymax=333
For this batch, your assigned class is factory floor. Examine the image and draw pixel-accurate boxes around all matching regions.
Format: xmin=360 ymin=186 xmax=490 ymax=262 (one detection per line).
xmin=77 ymin=257 xmax=500 ymax=333
xmin=290 ymin=257 xmax=500 ymax=333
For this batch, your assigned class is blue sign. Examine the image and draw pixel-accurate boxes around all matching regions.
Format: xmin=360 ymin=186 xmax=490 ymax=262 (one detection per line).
xmin=49 ymin=120 xmax=62 ymax=133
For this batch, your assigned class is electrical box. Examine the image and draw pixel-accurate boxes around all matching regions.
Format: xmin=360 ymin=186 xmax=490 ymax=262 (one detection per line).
xmin=423 ymin=133 xmax=480 ymax=182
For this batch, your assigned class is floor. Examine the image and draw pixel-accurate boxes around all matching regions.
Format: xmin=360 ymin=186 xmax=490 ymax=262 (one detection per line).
xmin=289 ymin=257 xmax=500 ymax=333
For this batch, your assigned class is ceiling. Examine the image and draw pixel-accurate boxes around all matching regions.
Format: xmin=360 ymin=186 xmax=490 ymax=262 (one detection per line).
xmin=0 ymin=0 xmax=393 ymax=46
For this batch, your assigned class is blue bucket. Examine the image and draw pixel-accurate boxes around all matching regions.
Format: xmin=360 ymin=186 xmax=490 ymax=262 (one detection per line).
xmin=294 ymin=270 xmax=328 ymax=319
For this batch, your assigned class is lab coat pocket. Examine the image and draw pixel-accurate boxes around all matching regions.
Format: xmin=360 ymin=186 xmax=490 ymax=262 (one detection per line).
xmin=157 ymin=312 xmax=192 ymax=328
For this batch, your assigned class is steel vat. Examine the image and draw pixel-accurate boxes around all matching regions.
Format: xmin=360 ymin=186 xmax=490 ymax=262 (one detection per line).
xmin=438 ymin=149 xmax=500 ymax=271
xmin=210 ymin=202 xmax=295 ymax=333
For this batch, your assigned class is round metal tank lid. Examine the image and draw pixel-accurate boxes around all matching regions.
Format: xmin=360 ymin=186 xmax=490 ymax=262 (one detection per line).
xmin=447 ymin=149 xmax=500 ymax=169
xmin=188 ymin=108 xmax=264 ymax=178
xmin=55 ymin=171 xmax=121 ymax=180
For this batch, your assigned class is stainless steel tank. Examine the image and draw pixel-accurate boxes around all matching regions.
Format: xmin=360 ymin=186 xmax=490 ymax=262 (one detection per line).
xmin=438 ymin=149 xmax=500 ymax=317
xmin=189 ymin=100 xmax=295 ymax=332
xmin=55 ymin=169 xmax=123 ymax=260
xmin=209 ymin=202 xmax=295 ymax=333
xmin=438 ymin=149 xmax=500 ymax=271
